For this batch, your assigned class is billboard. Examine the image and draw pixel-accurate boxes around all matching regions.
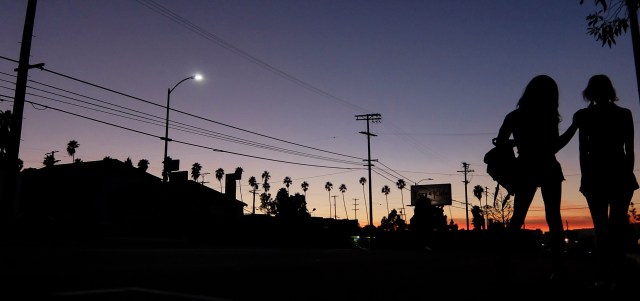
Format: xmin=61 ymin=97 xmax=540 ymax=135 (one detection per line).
xmin=410 ymin=183 xmax=452 ymax=206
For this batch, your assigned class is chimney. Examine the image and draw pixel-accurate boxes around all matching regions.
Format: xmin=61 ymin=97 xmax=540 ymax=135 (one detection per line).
xmin=225 ymin=172 xmax=238 ymax=199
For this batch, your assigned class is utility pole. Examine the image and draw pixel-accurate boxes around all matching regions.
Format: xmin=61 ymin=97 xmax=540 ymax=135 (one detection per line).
xmin=458 ymin=162 xmax=473 ymax=230
xmin=250 ymin=188 xmax=260 ymax=214
xmin=200 ymin=172 xmax=210 ymax=185
xmin=352 ymin=198 xmax=359 ymax=221
xmin=356 ymin=113 xmax=381 ymax=227
xmin=627 ymin=0 xmax=640 ymax=106
xmin=2 ymin=0 xmax=39 ymax=227
xmin=484 ymin=186 xmax=490 ymax=230
xmin=332 ymin=195 xmax=338 ymax=219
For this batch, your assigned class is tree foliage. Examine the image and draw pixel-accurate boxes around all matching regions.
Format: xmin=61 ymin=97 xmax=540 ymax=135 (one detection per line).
xmin=283 ymin=176 xmax=292 ymax=193
xmin=137 ymin=159 xmax=150 ymax=172
xmin=259 ymin=191 xmax=274 ymax=215
xmin=191 ymin=162 xmax=202 ymax=182
xmin=215 ymin=168 xmax=225 ymax=191
xmin=66 ymin=140 xmax=79 ymax=162
xmin=273 ymin=187 xmax=311 ymax=221
xmin=379 ymin=209 xmax=407 ymax=231
xmin=580 ymin=0 xmax=636 ymax=47
xmin=471 ymin=205 xmax=485 ymax=230
xmin=43 ymin=152 xmax=60 ymax=167
xmin=484 ymin=188 xmax=514 ymax=229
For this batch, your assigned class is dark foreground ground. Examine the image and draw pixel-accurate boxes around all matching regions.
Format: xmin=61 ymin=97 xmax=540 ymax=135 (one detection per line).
xmin=1 ymin=237 xmax=639 ymax=301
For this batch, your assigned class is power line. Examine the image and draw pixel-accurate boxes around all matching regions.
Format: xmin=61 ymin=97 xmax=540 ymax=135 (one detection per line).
xmin=0 ymin=61 xmax=368 ymax=163
xmin=0 ymin=64 xmax=368 ymax=165
xmin=37 ymin=66 xmax=366 ymax=161
xmin=135 ymin=0 xmax=369 ymax=113
xmin=23 ymin=98 xmax=365 ymax=171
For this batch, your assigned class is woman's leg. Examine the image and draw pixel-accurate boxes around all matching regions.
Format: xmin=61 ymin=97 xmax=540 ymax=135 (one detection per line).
xmin=541 ymin=181 xmax=565 ymax=277
xmin=608 ymin=190 xmax=634 ymax=284
xmin=585 ymin=191 xmax=609 ymax=282
xmin=507 ymin=185 xmax=536 ymax=231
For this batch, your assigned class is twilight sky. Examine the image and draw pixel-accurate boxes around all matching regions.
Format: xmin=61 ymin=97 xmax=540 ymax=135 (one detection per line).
xmin=1 ymin=0 xmax=638 ymax=231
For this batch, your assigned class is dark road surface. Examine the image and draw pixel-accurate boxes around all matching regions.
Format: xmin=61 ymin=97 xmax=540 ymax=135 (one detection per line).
xmin=2 ymin=239 xmax=639 ymax=300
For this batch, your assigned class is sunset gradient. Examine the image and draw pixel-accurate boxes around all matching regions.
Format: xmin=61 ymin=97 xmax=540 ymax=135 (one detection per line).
xmin=2 ymin=1 xmax=639 ymax=233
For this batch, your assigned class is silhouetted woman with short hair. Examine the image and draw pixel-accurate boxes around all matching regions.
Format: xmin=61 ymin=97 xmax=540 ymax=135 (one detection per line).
xmin=561 ymin=74 xmax=638 ymax=290
xmin=496 ymin=74 xmax=567 ymax=280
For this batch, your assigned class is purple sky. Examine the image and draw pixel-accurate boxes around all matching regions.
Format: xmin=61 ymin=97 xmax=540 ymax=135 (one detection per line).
xmin=1 ymin=0 xmax=638 ymax=230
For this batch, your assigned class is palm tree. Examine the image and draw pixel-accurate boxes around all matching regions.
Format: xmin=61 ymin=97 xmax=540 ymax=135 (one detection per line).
xmin=66 ymin=140 xmax=79 ymax=163
xmin=301 ymin=181 xmax=309 ymax=196
xmin=325 ymin=181 xmax=333 ymax=218
xmin=215 ymin=168 xmax=225 ymax=192
xmin=137 ymin=159 xmax=149 ymax=172
xmin=396 ymin=179 xmax=407 ymax=221
xmin=248 ymin=176 xmax=259 ymax=214
xmin=381 ymin=185 xmax=391 ymax=216
xmin=261 ymin=170 xmax=271 ymax=187
xmin=235 ymin=167 xmax=244 ymax=201
xmin=283 ymin=176 xmax=292 ymax=194
xmin=473 ymin=185 xmax=484 ymax=206
xmin=359 ymin=176 xmax=369 ymax=225
xmin=191 ymin=162 xmax=202 ymax=183
xmin=339 ymin=184 xmax=348 ymax=220
xmin=473 ymin=185 xmax=485 ymax=230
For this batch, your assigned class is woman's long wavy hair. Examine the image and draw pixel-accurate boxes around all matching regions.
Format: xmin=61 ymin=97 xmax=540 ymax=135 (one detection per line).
xmin=517 ymin=74 xmax=560 ymax=123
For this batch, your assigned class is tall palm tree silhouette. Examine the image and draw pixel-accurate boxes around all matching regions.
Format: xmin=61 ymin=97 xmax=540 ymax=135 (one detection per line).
xmin=235 ymin=167 xmax=244 ymax=201
xmin=215 ymin=168 xmax=225 ymax=192
xmin=325 ymin=181 xmax=333 ymax=219
xmin=66 ymin=140 xmax=79 ymax=163
xmin=339 ymin=184 xmax=348 ymax=220
xmin=359 ymin=177 xmax=369 ymax=225
xmin=396 ymin=179 xmax=407 ymax=221
xmin=191 ymin=162 xmax=202 ymax=183
xmin=283 ymin=176 xmax=292 ymax=194
xmin=258 ymin=172 xmax=271 ymax=215
xmin=301 ymin=181 xmax=309 ymax=196
xmin=381 ymin=185 xmax=391 ymax=216
xmin=261 ymin=171 xmax=270 ymax=187
xmin=473 ymin=185 xmax=485 ymax=229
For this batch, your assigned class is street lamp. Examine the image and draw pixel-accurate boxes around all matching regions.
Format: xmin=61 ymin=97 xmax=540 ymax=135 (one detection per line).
xmin=414 ymin=178 xmax=433 ymax=185
xmin=408 ymin=178 xmax=433 ymax=210
xmin=162 ymin=74 xmax=203 ymax=182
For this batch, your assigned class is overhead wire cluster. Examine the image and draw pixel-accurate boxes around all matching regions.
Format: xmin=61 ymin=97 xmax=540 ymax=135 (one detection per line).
xmin=0 ymin=58 xmax=371 ymax=172
xmin=4 ymin=0 xmax=569 ymax=222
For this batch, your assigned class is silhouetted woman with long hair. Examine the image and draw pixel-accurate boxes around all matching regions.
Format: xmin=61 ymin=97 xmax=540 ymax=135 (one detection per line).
xmin=561 ymin=74 xmax=638 ymax=290
xmin=496 ymin=74 xmax=566 ymax=280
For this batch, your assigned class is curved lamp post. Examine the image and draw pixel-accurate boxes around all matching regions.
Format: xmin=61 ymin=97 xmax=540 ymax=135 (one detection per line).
xmin=162 ymin=74 xmax=203 ymax=182
xmin=414 ymin=178 xmax=433 ymax=185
